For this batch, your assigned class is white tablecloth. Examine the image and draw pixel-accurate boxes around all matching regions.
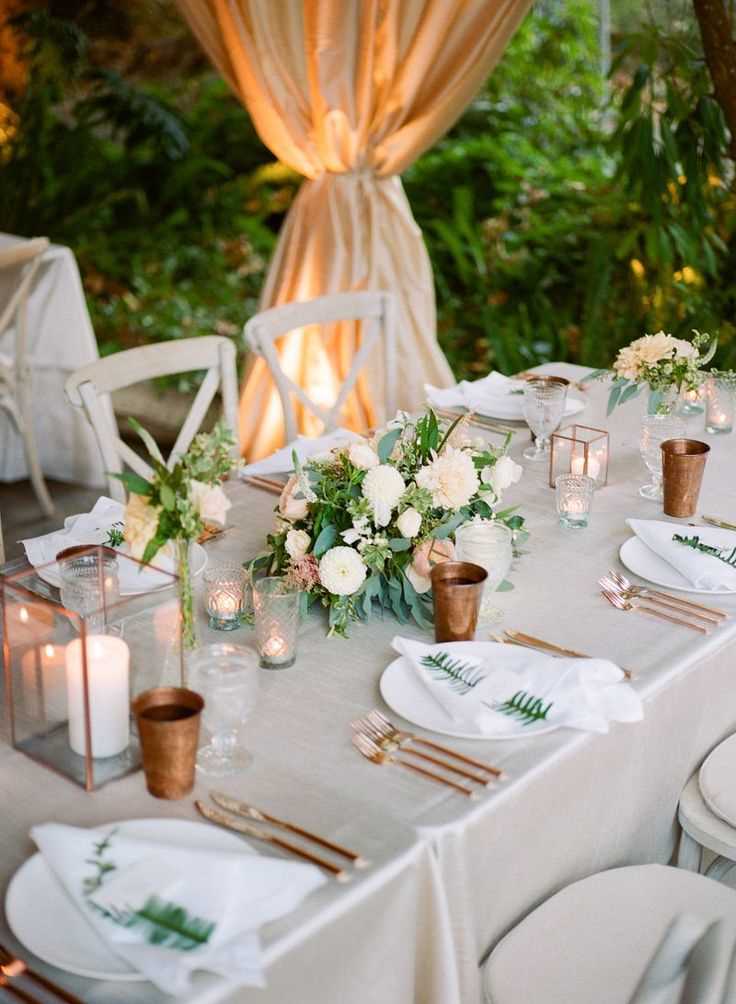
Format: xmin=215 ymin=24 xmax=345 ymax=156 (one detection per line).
xmin=2 ymin=363 xmax=736 ymax=1003
xmin=0 ymin=233 xmax=109 ymax=487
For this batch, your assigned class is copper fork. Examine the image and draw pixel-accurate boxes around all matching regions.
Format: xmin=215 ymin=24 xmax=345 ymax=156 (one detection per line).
xmin=601 ymin=587 xmax=709 ymax=633
xmin=352 ymin=733 xmax=479 ymax=798
xmin=0 ymin=943 xmax=83 ymax=1003
xmin=607 ymin=569 xmax=728 ymax=621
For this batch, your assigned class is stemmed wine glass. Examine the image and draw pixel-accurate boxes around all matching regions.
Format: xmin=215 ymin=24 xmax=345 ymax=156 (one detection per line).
xmin=522 ymin=378 xmax=568 ymax=462
xmin=190 ymin=643 xmax=260 ymax=776
xmin=639 ymin=414 xmax=687 ymax=500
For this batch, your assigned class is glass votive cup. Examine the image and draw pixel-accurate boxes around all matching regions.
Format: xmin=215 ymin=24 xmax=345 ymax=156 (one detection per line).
xmin=253 ymin=577 xmax=300 ymax=669
xmin=705 ymin=377 xmax=735 ymax=434
xmin=454 ymin=519 xmax=513 ymax=623
xmin=58 ymin=547 xmax=120 ymax=629
xmin=555 ymin=474 xmax=594 ymax=529
xmin=204 ymin=563 xmax=248 ymax=631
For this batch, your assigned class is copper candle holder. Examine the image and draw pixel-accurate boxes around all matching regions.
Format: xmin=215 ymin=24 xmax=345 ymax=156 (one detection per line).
xmin=549 ymin=425 xmax=609 ymax=488
xmin=430 ymin=561 xmax=487 ymax=643
xmin=661 ymin=439 xmax=710 ymax=518
xmin=133 ymin=686 xmax=204 ymax=799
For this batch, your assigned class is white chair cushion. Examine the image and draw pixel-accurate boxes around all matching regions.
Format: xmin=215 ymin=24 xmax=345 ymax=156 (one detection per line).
xmin=700 ymin=734 xmax=736 ymax=830
xmin=482 ymin=865 xmax=736 ymax=1004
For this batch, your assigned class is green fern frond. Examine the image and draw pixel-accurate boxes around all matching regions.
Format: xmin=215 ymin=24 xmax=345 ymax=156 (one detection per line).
xmin=496 ymin=689 xmax=553 ymax=726
xmin=90 ymin=895 xmax=215 ymax=952
xmin=420 ymin=651 xmax=486 ymax=693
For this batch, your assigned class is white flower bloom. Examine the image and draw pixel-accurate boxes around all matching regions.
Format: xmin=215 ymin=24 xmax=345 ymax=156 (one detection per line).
xmin=397 ymin=507 xmax=422 ymax=538
xmin=285 ymin=528 xmax=310 ymax=560
xmin=341 ymin=527 xmax=362 ymax=544
xmin=190 ymin=480 xmax=231 ymax=527
xmin=362 ymin=464 xmax=405 ymax=527
xmin=278 ymin=475 xmax=309 ymax=521
xmin=318 ymin=546 xmax=367 ymax=596
xmin=348 ymin=441 xmax=380 ymax=470
xmin=482 ymin=455 xmax=523 ymax=496
xmin=124 ymin=493 xmax=160 ymax=561
xmin=415 ymin=446 xmax=479 ymax=510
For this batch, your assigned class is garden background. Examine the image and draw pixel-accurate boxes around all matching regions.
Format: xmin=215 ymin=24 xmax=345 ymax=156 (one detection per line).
xmin=0 ymin=0 xmax=733 ymax=394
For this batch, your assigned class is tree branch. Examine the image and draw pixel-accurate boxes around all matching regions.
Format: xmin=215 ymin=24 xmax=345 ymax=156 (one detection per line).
xmin=693 ymin=0 xmax=736 ymax=159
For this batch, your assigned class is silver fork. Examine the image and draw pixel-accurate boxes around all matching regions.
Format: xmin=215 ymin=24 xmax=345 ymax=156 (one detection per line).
xmin=598 ymin=575 xmax=723 ymax=627
xmin=367 ymin=709 xmax=504 ymax=776
xmin=351 ymin=715 xmax=494 ymax=787
xmin=601 ymin=587 xmax=709 ymax=633
xmin=607 ymin=569 xmax=729 ymax=621
xmin=352 ymin=733 xmax=479 ymax=798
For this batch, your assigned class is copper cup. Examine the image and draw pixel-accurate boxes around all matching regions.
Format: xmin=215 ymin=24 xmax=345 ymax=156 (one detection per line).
xmin=661 ymin=439 xmax=710 ymax=518
xmin=132 ymin=687 xmax=204 ymax=799
xmin=430 ymin=561 xmax=488 ymax=643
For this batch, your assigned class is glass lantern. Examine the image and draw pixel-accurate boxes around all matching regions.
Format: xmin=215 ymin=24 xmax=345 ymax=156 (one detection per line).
xmin=549 ymin=425 xmax=609 ymax=489
xmin=1 ymin=545 xmax=182 ymax=791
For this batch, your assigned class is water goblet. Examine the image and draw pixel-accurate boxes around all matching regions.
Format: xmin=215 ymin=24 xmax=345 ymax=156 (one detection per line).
xmin=190 ymin=643 xmax=260 ymax=776
xmin=58 ymin=546 xmax=120 ymax=631
xmin=454 ymin=519 xmax=513 ymax=623
xmin=639 ymin=414 xmax=686 ymax=500
xmin=522 ymin=378 xmax=569 ymax=462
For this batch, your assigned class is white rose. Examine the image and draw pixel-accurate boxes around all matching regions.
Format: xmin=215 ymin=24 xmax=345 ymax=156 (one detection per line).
xmin=482 ymin=455 xmax=523 ymax=495
xmin=397 ymin=508 xmax=422 ymax=538
xmin=318 ymin=546 xmax=368 ymax=596
xmin=190 ymin=480 xmax=231 ymax=527
xmin=285 ymin=528 xmax=310 ymax=560
xmin=124 ymin=493 xmax=160 ymax=561
xmin=348 ymin=441 xmax=380 ymax=470
xmin=362 ymin=464 xmax=405 ymax=527
xmin=415 ymin=446 xmax=479 ymax=510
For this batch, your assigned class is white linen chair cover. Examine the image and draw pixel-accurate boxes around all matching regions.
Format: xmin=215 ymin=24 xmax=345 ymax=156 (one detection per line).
xmin=244 ymin=291 xmax=398 ymax=444
xmin=0 ymin=237 xmax=54 ymax=515
xmin=481 ymin=865 xmax=736 ymax=1004
xmin=64 ymin=337 xmax=240 ymax=503
xmin=679 ymin=919 xmax=736 ymax=1004
xmin=678 ymin=772 xmax=736 ymax=882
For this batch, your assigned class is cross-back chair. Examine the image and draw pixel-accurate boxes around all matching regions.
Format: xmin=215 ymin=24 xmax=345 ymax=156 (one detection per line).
xmin=0 ymin=237 xmax=54 ymax=516
xmin=244 ymin=291 xmax=398 ymax=443
xmin=65 ymin=336 xmax=240 ymax=503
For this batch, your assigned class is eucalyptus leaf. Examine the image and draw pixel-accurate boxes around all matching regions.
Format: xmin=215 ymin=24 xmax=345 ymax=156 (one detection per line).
xmin=378 ymin=428 xmax=401 ymax=463
xmin=496 ymin=579 xmax=514 ymax=592
xmin=109 ymin=471 xmax=153 ymax=496
xmin=389 ymin=538 xmax=411 ymax=552
xmin=313 ymin=524 xmax=337 ymax=557
xmin=128 ymin=418 xmax=165 ymax=466
xmin=159 ymin=483 xmax=176 ymax=511
xmin=431 ymin=510 xmax=467 ymax=539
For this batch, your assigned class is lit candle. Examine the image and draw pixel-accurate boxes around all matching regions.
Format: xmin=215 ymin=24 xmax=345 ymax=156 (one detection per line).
xmin=212 ymin=589 xmax=240 ymax=617
xmin=263 ymin=633 xmax=287 ymax=659
xmin=571 ymin=454 xmax=600 ymax=479
xmin=65 ymin=635 xmax=130 ymax=758
xmin=5 ymin=603 xmax=54 ymax=647
xmin=21 ymin=643 xmax=68 ymax=720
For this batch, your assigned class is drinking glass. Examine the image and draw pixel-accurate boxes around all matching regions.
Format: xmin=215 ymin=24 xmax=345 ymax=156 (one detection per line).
xmin=705 ymin=377 xmax=735 ymax=434
xmin=555 ymin=474 xmax=594 ymax=529
xmin=204 ymin=562 xmax=248 ymax=630
xmin=190 ymin=643 xmax=259 ymax=776
xmin=639 ymin=414 xmax=686 ymax=500
xmin=454 ymin=520 xmax=513 ymax=623
xmin=522 ymin=379 xmax=568 ymax=462
xmin=253 ymin=577 xmax=300 ymax=668
xmin=58 ymin=548 xmax=120 ymax=630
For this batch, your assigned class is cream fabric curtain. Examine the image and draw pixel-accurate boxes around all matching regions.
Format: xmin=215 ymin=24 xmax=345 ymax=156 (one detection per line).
xmin=177 ymin=0 xmax=533 ymax=458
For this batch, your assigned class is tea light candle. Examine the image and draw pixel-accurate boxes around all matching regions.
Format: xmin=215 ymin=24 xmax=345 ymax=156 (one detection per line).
xmin=571 ymin=453 xmax=601 ymax=479
xmin=263 ymin=633 xmax=287 ymax=660
xmin=555 ymin=474 xmax=594 ymax=529
xmin=705 ymin=378 xmax=735 ymax=434
xmin=5 ymin=603 xmax=55 ymax=647
xmin=21 ymin=643 xmax=68 ymax=720
xmin=204 ymin=565 xmax=246 ymax=631
xmin=66 ymin=635 xmax=130 ymax=758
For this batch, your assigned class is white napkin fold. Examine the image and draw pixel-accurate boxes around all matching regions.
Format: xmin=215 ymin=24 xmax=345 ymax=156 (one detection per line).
xmin=240 ymin=429 xmax=363 ymax=476
xmin=425 ymin=372 xmax=522 ymax=412
xmin=31 ymin=822 xmax=325 ymax=996
xmin=21 ymin=497 xmax=173 ymax=592
xmin=627 ymin=519 xmax=736 ymax=592
xmin=391 ymin=637 xmax=642 ymax=736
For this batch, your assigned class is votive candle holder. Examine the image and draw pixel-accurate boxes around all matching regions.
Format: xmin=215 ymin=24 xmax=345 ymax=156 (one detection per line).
xmin=555 ymin=474 xmax=594 ymax=529
xmin=204 ymin=563 xmax=248 ymax=631
xmin=253 ymin=577 xmax=300 ymax=669
xmin=705 ymin=377 xmax=735 ymax=435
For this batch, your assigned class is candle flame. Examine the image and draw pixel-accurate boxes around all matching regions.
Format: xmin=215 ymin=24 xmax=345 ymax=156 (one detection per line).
xmin=44 ymin=643 xmax=55 ymax=657
xmin=19 ymin=606 xmax=29 ymax=623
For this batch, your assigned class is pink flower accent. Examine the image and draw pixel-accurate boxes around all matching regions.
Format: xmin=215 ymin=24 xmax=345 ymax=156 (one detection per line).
xmin=407 ymin=538 xmax=455 ymax=594
xmin=286 ymin=554 xmax=320 ymax=591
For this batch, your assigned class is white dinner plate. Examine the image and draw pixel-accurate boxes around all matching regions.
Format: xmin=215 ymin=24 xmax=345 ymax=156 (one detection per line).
xmin=379 ymin=641 xmax=561 ymax=741
xmin=35 ymin=542 xmax=207 ymax=595
xmin=619 ymin=536 xmax=736 ymax=596
xmin=474 ymin=395 xmax=586 ymax=422
xmin=5 ymin=818 xmax=253 ymax=981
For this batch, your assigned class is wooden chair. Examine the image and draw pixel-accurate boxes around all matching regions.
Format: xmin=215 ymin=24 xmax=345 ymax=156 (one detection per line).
xmin=65 ymin=336 xmax=240 ymax=503
xmin=244 ymin=291 xmax=398 ymax=443
xmin=0 ymin=237 xmax=54 ymax=516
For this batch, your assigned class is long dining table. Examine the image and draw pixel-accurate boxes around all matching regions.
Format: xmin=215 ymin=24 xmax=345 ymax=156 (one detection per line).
xmin=2 ymin=362 xmax=736 ymax=1004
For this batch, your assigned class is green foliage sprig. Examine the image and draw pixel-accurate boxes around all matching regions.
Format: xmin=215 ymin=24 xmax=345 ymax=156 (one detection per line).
xmin=419 ymin=651 xmax=486 ymax=694
xmin=673 ymin=533 xmax=736 ymax=568
xmin=495 ymin=690 xmax=553 ymax=726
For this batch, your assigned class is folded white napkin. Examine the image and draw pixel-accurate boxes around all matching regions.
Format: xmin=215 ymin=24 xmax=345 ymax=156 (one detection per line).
xmin=21 ymin=497 xmax=173 ymax=592
xmin=627 ymin=914 xmax=709 ymax=1004
xmin=425 ymin=372 xmax=522 ymax=412
xmin=31 ymin=822 xmax=325 ymax=996
xmin=391 ymin=637 xmax=642 ymax=736
xmin=627 ymin=519 xmax=736 ymax=592
xmin=241 ymin=429 xmax=363 ymax=476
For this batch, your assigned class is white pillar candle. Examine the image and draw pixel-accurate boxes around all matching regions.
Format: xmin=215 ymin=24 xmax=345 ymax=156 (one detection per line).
xmin=66 ymin=635 xmax=130 ymax=758
xmin=571 ymin=453 xmax=600 ymax=479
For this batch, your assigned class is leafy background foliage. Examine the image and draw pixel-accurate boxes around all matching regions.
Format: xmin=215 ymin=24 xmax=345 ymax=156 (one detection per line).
xmin=0 ymin=0 xmax=733 ymax=390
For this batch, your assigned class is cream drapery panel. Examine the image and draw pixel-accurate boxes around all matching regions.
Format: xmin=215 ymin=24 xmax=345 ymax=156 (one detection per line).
xmin=177 ymin=0 xmax=533 ymax=458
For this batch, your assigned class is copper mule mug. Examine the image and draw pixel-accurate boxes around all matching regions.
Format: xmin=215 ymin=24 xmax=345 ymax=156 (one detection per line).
xmin=133 ymin=687 xmax=204 ymax=799
xmin=661 ymin=439 xmax=710 ymax=518
xmin=431 ymin=561 xmax=488 ymax=643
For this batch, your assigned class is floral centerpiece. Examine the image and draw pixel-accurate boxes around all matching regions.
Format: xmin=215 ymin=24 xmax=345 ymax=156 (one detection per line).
xmin=253 ymin=410 xmax=527 ymax=637
xmin=586 ymin=329 xmax=716 ymax=415
xmin=113 ymin=419 xmax=238 ymax=650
